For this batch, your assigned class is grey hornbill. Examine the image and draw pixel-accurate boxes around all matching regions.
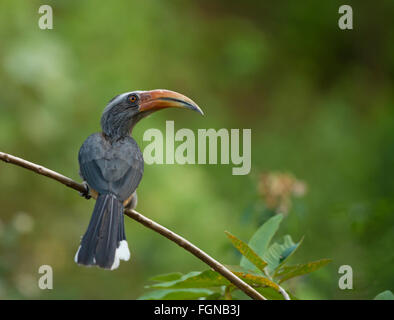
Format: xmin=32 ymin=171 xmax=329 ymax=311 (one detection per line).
xmin=75 ymin=89 xmax=203 ymax=270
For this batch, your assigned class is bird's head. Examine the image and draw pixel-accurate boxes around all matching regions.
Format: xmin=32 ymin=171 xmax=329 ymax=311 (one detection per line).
xmin=101 ymin=89 xmax=203 ymax=139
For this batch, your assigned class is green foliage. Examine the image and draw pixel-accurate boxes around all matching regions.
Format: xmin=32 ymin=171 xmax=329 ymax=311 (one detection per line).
xmin=256 ymin=287 xmax=298 ymax=300
xmin=149 ymin=272 xmax=183 ymax=283
xmin=138 ymin=288 xmax=214 ymax=300
xmin=263 ymin=235 xmax=303 ymax=274
xmin=146 ymin=270 xmax=229 ymax=289
xmin=240 ymin=214 xmax=283 ymax=272
xmin=140 ymin=214 xmax=331 ymax=300
xmin=373 ymin=290 xmax=394 ymax=300
xmin=225 ymin=231 xmax=267 ymax=272
xmin=231 ymin=271 xmax=279 ymax=290
xmin=274 ymin=259 xmax=332 ymax=284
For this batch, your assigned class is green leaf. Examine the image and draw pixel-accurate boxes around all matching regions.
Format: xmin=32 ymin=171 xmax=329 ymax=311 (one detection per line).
xmin=240 ymin=214 xmax=283 ymax=272
xmin=225 ymin=231 xmax=267 ymax=273
xmin=146 ymin=270 xmax=230 ymax=289
xmin=138 ymin=288 xmax=214 ymax=300
xmin=255 ymin=287 xmax=299 ymax=300
xmin=146 ymin=268 xmax=279 ymax=293
xmin=232 ymin=271 xmax=279 ymax=291
xmin=374 ymin=290 xmax=394 ymax=300
xmin=149 ymin=272 xmax=183 ymax=282
xmin=224 ymin=264 xmax=253 ymax=273
xmin=263 ymin=235 xmax=303 ymax=273
xmin=274 ymin=259 xmax=331 ymax=283
xmin=204 ymin=292 xmax=223 ymax=300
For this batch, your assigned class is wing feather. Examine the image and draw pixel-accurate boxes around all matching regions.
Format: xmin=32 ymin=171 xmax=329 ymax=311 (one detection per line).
xmin=78 ymin=133 xmax=144 ymax=201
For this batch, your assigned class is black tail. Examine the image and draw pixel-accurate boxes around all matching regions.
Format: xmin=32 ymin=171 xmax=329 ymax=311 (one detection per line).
xmin=75 ymin=193 xmax=130 ymax=270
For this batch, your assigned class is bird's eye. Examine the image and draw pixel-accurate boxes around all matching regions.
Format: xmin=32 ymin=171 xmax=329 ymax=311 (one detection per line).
xmin=128 ymin=94 xmax=138 ymax=104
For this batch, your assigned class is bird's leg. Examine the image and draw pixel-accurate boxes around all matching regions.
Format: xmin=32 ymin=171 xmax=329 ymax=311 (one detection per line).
xmin=79 ymin=181 xmax=91 ymax=200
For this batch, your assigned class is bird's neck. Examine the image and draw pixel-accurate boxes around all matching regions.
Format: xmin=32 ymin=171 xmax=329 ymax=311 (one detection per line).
xmin=101 ymin=114 xmax=137 ymax=141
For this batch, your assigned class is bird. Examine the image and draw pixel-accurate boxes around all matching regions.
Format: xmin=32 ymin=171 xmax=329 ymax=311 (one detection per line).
xmin=74 ymin=89 xmax=203 ymax=270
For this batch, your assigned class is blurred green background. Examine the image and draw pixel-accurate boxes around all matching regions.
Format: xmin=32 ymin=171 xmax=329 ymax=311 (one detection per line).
xmin=0 ymin=0 xmax=393 ymax=299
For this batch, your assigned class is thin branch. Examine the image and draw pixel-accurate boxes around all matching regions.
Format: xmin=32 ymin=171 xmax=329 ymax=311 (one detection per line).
xmin=277 ymin=284 xmax=291 ymax=300
xmin=0 ymin=151 xmax=266 ymax=300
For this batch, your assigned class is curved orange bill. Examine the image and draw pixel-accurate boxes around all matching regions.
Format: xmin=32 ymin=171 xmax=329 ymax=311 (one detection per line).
xmin=138 ymin=89 xmax=204 ymax=115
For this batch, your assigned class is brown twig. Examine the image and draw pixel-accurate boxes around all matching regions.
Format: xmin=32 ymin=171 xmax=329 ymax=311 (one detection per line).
xmin=0 ymin=151 xmax=266 ymax=300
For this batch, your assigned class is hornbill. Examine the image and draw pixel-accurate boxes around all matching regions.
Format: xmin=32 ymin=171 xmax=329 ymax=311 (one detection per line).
xmin=75 ymin=89 xmax=203 ymax=270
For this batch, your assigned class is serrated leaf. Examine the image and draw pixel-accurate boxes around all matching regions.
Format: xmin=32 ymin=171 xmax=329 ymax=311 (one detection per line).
xmin=138 ymin=288 xmax=214 ymax=300
xmin=240 ymin=214 xmax=283 ymax=272
xmin=263 ymin=235 xmax=303 ymax=273
xmin=149 ymin=272 xmax=183 ymax=282
xmin=374 ymin=290 xmax=394 ymax=300
xmin=225 ymin=231 xmax=267 ymax=273
xmin=274 ymin=259 xmax=331 ymax=283
xmin=146 ymin=270 xmax=230 ymax=289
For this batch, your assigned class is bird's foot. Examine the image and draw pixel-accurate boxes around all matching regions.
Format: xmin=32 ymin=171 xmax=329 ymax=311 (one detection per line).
xmin=79 ymin=181 xmax=91 ymax=199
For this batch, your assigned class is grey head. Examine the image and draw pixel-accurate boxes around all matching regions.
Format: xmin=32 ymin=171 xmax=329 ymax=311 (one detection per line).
xmin=100 ymin=89 xmax=203 ymax=140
